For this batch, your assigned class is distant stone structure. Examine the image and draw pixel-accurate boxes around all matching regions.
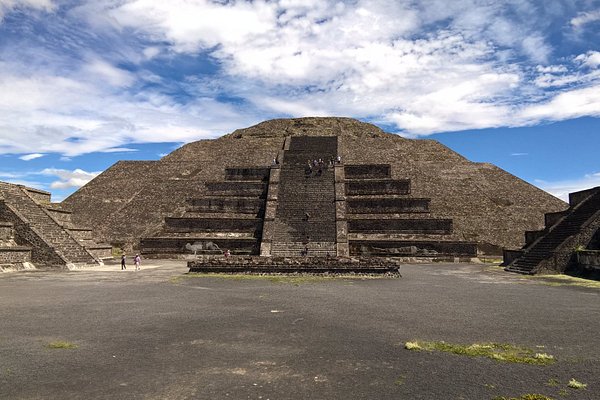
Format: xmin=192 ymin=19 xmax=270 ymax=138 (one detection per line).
xmin=63 ymin=117 xmax=566 ymax=264
xmin=0 ymin=182 xmax=111 ymax=269
xmin=504 ymin=186 xmax=600 ymax=274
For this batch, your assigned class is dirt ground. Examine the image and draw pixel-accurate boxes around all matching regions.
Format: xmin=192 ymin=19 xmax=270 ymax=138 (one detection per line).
xmin=1 ymin=260 xmax=598 ymax=399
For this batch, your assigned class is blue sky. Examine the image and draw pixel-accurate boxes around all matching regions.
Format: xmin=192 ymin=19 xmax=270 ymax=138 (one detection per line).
xmin=0 ymin=0 xmax=599 ymax=202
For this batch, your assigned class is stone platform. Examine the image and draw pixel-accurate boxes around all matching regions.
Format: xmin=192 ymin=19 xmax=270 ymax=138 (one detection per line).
xmin=188 ymin=255 xmax=401 ymax=274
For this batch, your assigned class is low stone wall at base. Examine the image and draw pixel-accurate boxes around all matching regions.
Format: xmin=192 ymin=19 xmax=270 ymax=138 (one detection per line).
xmin=0 ymin=246 xmax=32 ymax=264
xmin=87 ymin=245 xmax=113 ymax=260
xmin=576 ymin=250 xmax=600 ymax=271
xmin=188 ymin=256 xmax=402 ymax=274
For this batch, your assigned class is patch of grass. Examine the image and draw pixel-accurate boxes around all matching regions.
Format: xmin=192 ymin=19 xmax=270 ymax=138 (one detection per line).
xmin=394 ymin=375 xmax=406 ymax=386
xmin=404 ymin=341 xmax=422 ymax=350
xmin=492 ymin=395 xmax=553 ymax=400
xmin=567 ymin=378 xmax=586 ymax=389
xmin=480 ymin=257 xmax=503 ymax=264
xmin=545 ymin=378 xmax=560 ymax=387
xmin=171 ymin=273 xmax=389 ymax=284
xmin=46 ymin=340 xmax=78 ymax=349
xmin=526 ymin=274 xmax=600 ymax=289
xmin=558 ymin=389 xmax=568 ymax=396
xmin=404 ymin=340 xmax=555 ymax=365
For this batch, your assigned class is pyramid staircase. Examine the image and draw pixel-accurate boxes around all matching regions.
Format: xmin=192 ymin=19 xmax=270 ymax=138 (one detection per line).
xmin=269 ymin=136 xmax=338 ymax=257
xmin=505 ymin=187 xmax=600 ymax=274
xmin=0 ymin=182 xmax=109 ymax=268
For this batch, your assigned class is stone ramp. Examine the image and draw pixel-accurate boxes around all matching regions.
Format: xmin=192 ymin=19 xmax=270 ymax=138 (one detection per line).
xmin=505 ymin=186 xmax=600 ymax=274
xmin=0 ymin=182 xmax=103 ymax=267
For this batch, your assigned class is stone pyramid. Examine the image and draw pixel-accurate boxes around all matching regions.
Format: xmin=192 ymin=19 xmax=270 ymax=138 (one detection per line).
xmin=63 ymin=117 xmax=566 ymax=258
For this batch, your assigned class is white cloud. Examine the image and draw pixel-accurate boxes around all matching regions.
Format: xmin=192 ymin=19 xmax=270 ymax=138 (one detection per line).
xmin=575 ymin=51 xmax=600 ymax=69
xmin=521 ymin=35 xmax=552 ymax=64
xmin=19 ymin=153 xmax=44 ymax=161
xmin=109 ymin=0 xmax=279 ymax=53
xmin=0 ymin=0 xmax=55 ymax=20
xmin=536 ymin=65 xmax=568 ymax=73
xmin=142 ymin=46 xmax=161 ymax=60
xmin=571 ymin=9 xmax=600 ymax=28
xmin=517 ymin=85 xmax=600 ymax=123
xmin=0 ymin=65 xmax=257 ymax=156
xmin=537 ymin=172 xmax=600 ymax=202
xmin=39 ymin=168 xmax=101 ymax=189
xmin=0 ymin=170 xmax=26 ymax=178
xmin=99 ymin=147 xmax=138 ymax=153
xmin=1 ymin=0 xmax=600 ymax=159
xmin=510 ymin=153 xmax=528 ymax=156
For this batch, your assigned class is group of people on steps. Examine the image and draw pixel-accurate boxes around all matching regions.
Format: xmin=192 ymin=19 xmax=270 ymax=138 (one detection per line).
xmin=305 ymin=156 xmax=342 ymax=177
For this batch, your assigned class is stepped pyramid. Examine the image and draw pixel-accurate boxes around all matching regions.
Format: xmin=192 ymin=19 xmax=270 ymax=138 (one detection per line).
xmin=504 ymin=186 xmax=600 ymax=274
xmin=63 ymin=117 xmax=566 ymax=259
xmin=0 ymin=182 xmax=111 ymax=268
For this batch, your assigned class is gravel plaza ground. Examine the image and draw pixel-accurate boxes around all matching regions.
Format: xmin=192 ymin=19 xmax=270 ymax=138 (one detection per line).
xmin=1 ymin=260 xmax=599 ymax=400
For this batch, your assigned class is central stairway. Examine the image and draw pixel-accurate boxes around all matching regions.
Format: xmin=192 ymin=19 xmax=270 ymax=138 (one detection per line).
xmin=271 ymin=136 xmax=338 ymax=257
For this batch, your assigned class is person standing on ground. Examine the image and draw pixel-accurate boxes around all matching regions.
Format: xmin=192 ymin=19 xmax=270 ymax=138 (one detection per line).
xmin=121 ymin=254 xmax=126 ymax=270
xmin=134 ymin=254 xmax=141 ymax=271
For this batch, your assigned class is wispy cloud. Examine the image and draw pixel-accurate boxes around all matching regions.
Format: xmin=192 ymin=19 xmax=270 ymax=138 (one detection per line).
xmin=0 ymin=170 xmax=27 ymax=179
xmin=0 ymin=0 xmax=56 ymax=20
xmin=510 ymin=153 xmax=529 ymax=156
xmin=19 ymin=153 xmax=45 ymax=161
xmin=99 ymin=147 xmax=139 ymax=153
xmin=571 ymin=9 xmax=600 ymax=28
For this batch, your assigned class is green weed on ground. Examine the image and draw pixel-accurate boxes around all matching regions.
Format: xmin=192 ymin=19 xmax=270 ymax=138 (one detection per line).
xmin=492 ymin=395 xmax=553 ymax=400
xmin=46 ymin=341 xmax=78 ymax=349
xmin=404 ymin=341 xmax=555 ymax=365
xmin=545 ymin=378 xmax=560 ymax=387
xmin=394 ymin=375 xmax=406 ymax=386
xmin=526 ymin=274 xmax=600 ymax=289
xmin=567 ymin=378 xmax=587 ymax=389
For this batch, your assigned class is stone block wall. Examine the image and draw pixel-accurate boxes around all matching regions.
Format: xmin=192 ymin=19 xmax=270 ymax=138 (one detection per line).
xmin=344 ymin=164 xmax=390 ymax=179
xmin=0 ymin=247 xmax=32 ymax=264
xmin=348 ymin=218 xmax=453 ymax=234
xmin=345 ymin=180 xmax=410 ymax=196
xmin=0 ymin=202 xmax=66 ymax=267
xmin=23 ymin=187 xmax=51 ymax=204
xmin=0 ymin=221 xmax=13 ymax=241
